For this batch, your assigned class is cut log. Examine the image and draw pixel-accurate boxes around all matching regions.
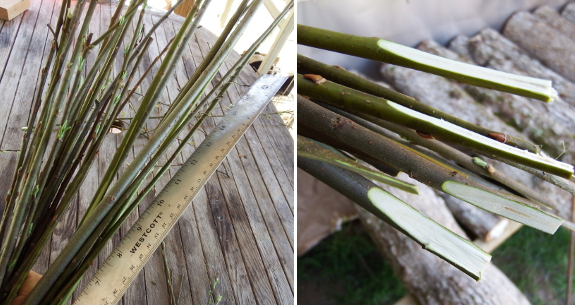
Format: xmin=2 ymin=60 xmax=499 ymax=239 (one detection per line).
xmin=357 ymin=175 xmax=530 ymax=305
xmin=418 ymin=38 xmax=575 ymax=164
xmin=296 ymin=168 xmax=358 ymax=256
xmin=533 ymin=6 xmax=575 ymax=42
xmin=379 ymin=61 xmax=572 ymax=220
xmin=503 ymin=11 xmax=575 ymax=82
xmin=562 ymin=2 xmax=575 ymax=23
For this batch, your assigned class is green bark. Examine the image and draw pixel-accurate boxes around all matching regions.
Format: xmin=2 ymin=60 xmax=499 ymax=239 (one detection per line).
xmin=298 ymin=24 xmax=558 ymax=102
xmin=298 ymin=75 xmax=573 ymax=178
xmin=298 ymin=96 xmax=563 ymax=233
xmin=298 ymin=156 xmax=491 ymax=280
xmin=297 ymin=53 xmax=540 ymax=153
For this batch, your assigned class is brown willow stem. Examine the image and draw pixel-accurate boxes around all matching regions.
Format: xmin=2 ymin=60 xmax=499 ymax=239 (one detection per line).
xmin=297 ymin=53 xmax=540 ymax=153
xmin=0 ymin=0 xmax=90 ymax=288
xmin=298 ymin=95 xmax=561 ymax=229
xmin=324 ymin=102 xmax=554 ymax=208
xmin=298 ymin=156 xmax=490 ymax=280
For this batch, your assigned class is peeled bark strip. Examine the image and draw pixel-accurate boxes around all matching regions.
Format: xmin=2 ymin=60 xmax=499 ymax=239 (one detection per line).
xmin=418 ymin=39 xmax=575 ymax=163
xmin=503 ymin=11 xmax=575 ymax=82
xmin=379 ymin=62 xmax=572 ymax=219
xmin=562 ymin=2 xmax=575 ymax=23
xmin=357 ymin=176 xmax=530 ymax=305
xmin=441 ymin=194 xmax=509 ymax=242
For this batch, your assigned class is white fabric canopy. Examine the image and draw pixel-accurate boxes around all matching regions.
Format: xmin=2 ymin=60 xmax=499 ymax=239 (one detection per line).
xmin=298 ymin=0 xmax=565 ymax=72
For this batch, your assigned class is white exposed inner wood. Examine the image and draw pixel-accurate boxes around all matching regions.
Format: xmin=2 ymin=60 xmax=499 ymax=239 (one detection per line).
xmin=377 ymin=39 xmax=558 ymax=102
xmin=367 ymin=187 xmax=491 ymax=280
xmin=388 ymin=101 xmax=574 ymax=176
xmin=442 ymin=181 xmax=563 ymax=234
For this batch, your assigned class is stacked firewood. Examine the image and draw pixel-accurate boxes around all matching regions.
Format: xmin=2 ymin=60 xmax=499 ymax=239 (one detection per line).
xmin=360 ymin=3 xmax=575 ymax=304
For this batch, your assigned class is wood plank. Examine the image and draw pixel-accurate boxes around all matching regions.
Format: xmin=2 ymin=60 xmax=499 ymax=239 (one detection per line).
xmin=164 ymin=24 xmax=214 ymax=305
xmin=193 ymin=27 xmax=294 ymax=300
xmin=173 ymin=0 xmax=194 ymax=17
xmin=0 ymin=0 xmax=30 ymax=21
xmin=181 ymin=27 xmax=241 ymax=305
xmin=0 ymin=0 xmax=56 ymax=150
xmin=198 ymin=30 xmax=294 ymax=217
xmin=199 ymin=101 xmax=260 ymax=304
xmin=201 ymin=45 xmax=294 ymax=254
xmin=0 ymin=2 xmax=293 ymax=304
xmin=0 ymin=3 xmax=23 ymax=84
xmin=221 ymin=139 xmax=294 ymax=304
xmin=226 ymin=50 xmax=294 ymax=191
xmin=223 ymin=86 xmax=294 ymax=291
xmin=212 ymin=160 xmax=280 ymax=305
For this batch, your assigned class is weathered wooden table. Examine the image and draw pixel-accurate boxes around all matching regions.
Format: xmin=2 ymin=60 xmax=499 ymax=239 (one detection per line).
xmin=0 ymin=0 xmax=294 ymax=304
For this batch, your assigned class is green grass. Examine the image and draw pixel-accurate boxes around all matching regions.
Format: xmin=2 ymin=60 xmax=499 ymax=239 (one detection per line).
xmin=492 ymin=226 xmax=573 ymax=305
xmin=298 ymin=222 xmax=573 ymax=305
xmin=297 ymin=221 xmax=407 ymax=305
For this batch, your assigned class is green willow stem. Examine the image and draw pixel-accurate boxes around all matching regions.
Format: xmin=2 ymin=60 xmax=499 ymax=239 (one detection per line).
xmin=159 ymin=0 xmax=250 ymax=126
xmin=297 ymin=24 xmax=558 ymax=102
xmin=298 ymin=156 xmax=491 ymax=280
xmin=297 ymin=74 xmax=573 ymax=178
xmin=297 ymin=135 xmax=419 ymax=194
xmin=83 ymin=0 xmax=210 ymax=221
xmin=298 ymin=95 xmax=563 ymax=233
xmin=297 ymin=53 xmax=540 ymax=153
xmin=323 ymin=102 xmax=555 ymax=209
xmin=24 ymin=2 xmax=263 ymax=303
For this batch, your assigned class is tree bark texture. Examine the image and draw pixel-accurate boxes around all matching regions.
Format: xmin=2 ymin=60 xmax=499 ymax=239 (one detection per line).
xmin=562 ymin=2 xmax=575 ymax=23
xmin=533 ymin=6 xmax=575 ymax=42
xmin=503 ymin=11 xmax=575 ymax=82
xmin=357 ymin=175 xmax=531 ymax=305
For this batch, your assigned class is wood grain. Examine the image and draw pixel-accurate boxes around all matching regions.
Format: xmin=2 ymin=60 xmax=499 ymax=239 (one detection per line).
xmin=0 ymin=0 xmax=294 ymax=304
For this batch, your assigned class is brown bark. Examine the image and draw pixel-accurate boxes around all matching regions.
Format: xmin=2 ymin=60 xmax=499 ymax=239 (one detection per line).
xmin=357 ymin=176 xmax=530 ymax=305
xmin=503 ymin=11 xmax=575 ymax=82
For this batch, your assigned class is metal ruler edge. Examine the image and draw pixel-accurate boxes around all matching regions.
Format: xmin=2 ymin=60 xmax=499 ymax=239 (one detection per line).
xmin=72 ymin=74 xmax=287 ymax=305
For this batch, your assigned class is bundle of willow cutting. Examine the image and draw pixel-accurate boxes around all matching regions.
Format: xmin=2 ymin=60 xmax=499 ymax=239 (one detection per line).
xmin=0 ymin=0 xmax=293 ymax=304
xmin=297 ymin=24 xmax=575 ymax=280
